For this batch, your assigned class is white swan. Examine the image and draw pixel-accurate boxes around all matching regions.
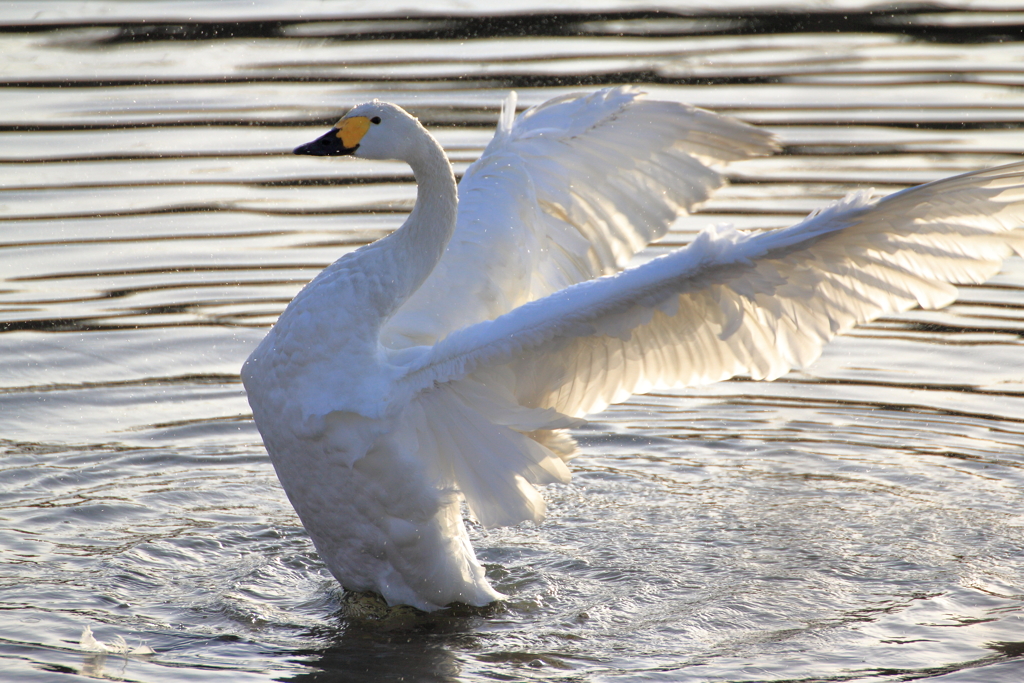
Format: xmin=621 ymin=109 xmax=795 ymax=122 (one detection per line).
xmin=242 ymin=86 xmax=1024 ymax=611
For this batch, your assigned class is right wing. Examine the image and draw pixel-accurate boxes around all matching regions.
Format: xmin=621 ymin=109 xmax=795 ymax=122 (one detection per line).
xmin=381 ymin=86 xmax=778 ymax=348
xmin=405 ymin=160 xmax=1024 ymax=422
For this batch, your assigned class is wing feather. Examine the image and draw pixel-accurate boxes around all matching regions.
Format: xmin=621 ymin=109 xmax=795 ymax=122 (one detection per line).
xmin=382 ymin=86 xmax=778 ymax=348
xmin=402 ymin=161 xmax=1024 ymax=421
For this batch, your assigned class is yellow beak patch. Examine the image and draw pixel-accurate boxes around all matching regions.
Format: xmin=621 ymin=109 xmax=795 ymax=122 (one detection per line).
xmin=334 ymin=116 xmax=371 ymax=149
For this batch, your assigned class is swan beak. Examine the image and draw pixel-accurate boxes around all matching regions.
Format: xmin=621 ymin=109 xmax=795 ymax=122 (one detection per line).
xmin=294 ymin=116 xmax=371 ymax=156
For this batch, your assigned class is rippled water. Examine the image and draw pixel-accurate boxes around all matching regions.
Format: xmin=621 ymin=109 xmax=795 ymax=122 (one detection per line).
xmin=3 ymin=2 xmax=1024 ymax=681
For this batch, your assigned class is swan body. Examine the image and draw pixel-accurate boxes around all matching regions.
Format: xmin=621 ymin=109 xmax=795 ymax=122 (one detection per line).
xmin=242 ymin=87 xmax=1024 ymax=611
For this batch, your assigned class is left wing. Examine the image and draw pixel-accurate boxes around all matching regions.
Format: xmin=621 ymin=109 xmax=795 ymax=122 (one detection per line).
xmin=401 ymin=161 xmax=1024 ymax=420
xmin=381 ymin=86 xmax=777 ymax=349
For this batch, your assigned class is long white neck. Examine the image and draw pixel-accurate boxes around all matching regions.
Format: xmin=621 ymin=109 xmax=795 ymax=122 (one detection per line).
xmin=363 ymin=129 xmax=457 ymax=322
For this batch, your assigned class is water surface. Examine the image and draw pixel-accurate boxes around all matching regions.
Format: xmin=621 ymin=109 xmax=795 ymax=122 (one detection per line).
xmin=2 ymin=3 xmax=1024 ymax=681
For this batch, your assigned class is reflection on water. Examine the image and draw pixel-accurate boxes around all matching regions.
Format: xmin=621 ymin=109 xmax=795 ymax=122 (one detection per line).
xmin=2 ymin=2 xmax=1024 ymax=681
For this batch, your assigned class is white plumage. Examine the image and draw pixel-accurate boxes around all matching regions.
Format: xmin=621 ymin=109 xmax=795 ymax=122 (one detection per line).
xmin=242 ymin=86 xmax=1024 ymax=611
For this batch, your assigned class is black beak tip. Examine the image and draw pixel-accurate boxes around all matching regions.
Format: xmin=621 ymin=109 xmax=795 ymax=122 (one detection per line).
xmin=293 ymin=130 xmax=357 ymax=157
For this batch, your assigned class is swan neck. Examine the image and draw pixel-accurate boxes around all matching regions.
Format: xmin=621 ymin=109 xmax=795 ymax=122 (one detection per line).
xmin=380 ymin=131 xmax=457 ymax=316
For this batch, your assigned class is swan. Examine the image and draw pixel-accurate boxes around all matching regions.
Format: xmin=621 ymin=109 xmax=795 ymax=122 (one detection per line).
xmin=242 ymin=86 xmax=1024 ymax=611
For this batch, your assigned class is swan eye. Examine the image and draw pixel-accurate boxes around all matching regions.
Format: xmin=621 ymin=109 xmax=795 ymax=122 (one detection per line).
xmin=370 ymin=116 xmax=382 ymax=125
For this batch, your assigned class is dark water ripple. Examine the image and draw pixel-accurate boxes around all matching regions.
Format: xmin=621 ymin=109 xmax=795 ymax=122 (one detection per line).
xmin=2 ymin=3 xmax=1024 ymax=681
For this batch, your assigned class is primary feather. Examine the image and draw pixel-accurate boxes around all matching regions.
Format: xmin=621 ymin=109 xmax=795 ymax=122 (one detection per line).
xmin=242 ymin=86 xmax=1024 ymax=611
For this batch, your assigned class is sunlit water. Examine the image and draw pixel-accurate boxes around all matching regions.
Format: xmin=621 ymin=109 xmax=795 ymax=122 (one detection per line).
xmin=2 ymin=3 xmax=1024 ymax=681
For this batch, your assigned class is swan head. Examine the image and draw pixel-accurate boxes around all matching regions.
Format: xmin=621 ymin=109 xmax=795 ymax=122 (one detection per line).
xmin=294 ymin=101 xmax=424 ymax=161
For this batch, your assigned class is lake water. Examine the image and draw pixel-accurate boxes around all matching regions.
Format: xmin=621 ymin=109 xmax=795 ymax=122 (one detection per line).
xmin=3 ymin=2 xmax=1024 ymax=681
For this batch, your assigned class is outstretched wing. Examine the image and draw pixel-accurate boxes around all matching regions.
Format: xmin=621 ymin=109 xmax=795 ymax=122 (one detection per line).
xmin=404 ymin=161 xmax=1024 ymax=422
xmin=381 ymin=86 xmax=778 ymax=348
